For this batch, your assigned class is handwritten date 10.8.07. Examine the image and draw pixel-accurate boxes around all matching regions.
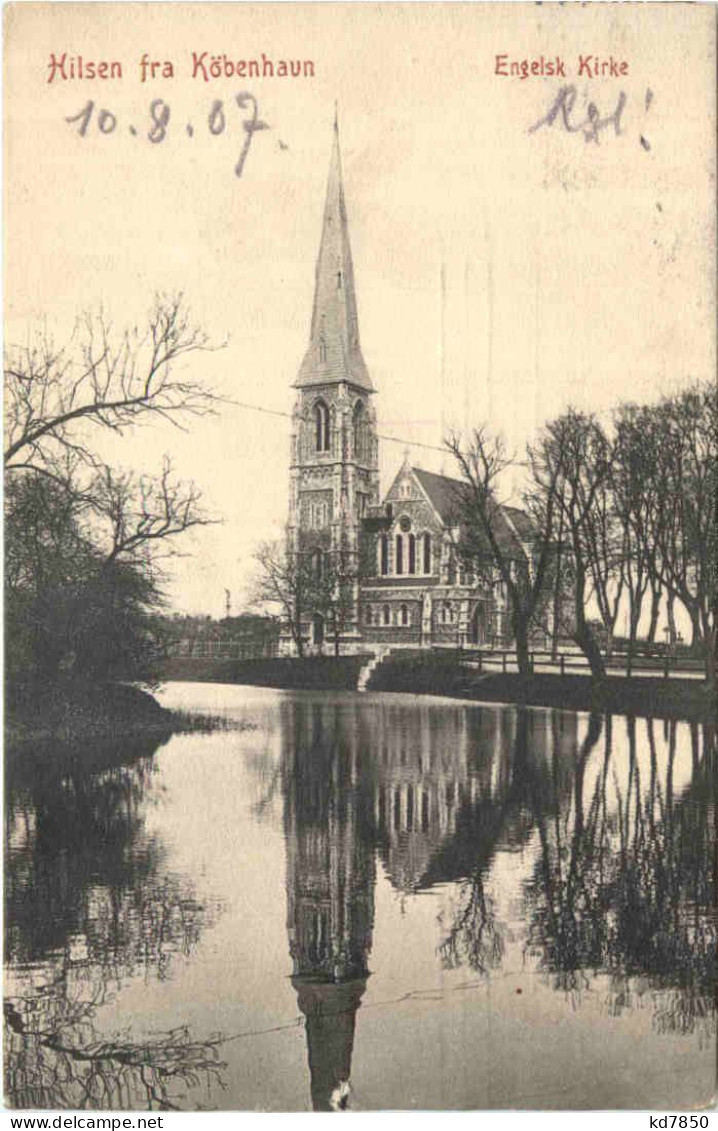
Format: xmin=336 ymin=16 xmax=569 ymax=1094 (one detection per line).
xmin=65 ymin=92 xmax=269 ymax=177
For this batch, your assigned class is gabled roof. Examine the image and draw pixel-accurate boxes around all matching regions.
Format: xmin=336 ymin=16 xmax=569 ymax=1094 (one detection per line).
xmin=502 ymin=505 xmax=536 ymax=543
xmin=294 ymin=118 xmax=373 ymax=393
xmin=410 ymin=467 xmax=534 ymax=558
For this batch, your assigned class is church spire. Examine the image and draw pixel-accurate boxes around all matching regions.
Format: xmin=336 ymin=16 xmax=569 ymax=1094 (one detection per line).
xmin=294 ymin=114 xmax=373 ymax=391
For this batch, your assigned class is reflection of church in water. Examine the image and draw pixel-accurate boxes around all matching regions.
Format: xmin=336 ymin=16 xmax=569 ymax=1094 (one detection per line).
xmin=281 ymin=697 xmax=577 ymax=1110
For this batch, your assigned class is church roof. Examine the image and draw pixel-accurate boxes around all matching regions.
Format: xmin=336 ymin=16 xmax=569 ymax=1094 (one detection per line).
xmin=411 ymin=467 xmax=534 ymax=557
xmin=294 ymin=118 xmax=373 ymax=392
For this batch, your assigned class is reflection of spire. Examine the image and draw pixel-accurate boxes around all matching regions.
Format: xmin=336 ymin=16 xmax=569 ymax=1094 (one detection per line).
xmin=294 ymin=979 xmax=366 ymax=1111
xmin=281 ymin=699 xmax=375 ymax=1111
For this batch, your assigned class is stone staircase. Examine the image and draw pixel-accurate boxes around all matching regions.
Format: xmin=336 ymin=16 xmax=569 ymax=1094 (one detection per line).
xmin=356 ymin=646 xmax=391 ymax=692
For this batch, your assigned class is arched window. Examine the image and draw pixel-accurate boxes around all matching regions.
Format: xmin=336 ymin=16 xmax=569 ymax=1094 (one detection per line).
xmin=441 ymin=601 xmax=453 ymax=625
xmin=353 ymin=401 xmax=365 ymax=461
xmin=319 ymin=338 xmax=327 ymax=364
xmin=314 ymin=400 xmax=330 ymax=452
xmin=378 ymin=534 xmax=389 ymax=576
xmin=400 ymin=603 xmax=410 ymax=627
xmin=422 ymin=533 xmax=432 ymax=573
xmin=383 ymin=604 xmax=391 ymax=626
xmin=408 ymin=533 xmax=416 ymax=575
xmin=395 ymin=534 xmax=404 ymax=575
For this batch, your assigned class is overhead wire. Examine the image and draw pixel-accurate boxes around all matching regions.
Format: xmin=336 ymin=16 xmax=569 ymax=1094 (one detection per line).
xmin=228 ymin=397 xmax=448 ymax=454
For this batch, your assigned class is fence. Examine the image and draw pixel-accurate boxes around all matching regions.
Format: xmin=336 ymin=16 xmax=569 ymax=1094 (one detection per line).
xmin=451 ymin=647 xmax=706 ymax=681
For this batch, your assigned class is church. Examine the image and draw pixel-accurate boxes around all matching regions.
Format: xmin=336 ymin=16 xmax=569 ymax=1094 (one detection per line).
xmin=285 ymin=118 xmax=537 ymax=656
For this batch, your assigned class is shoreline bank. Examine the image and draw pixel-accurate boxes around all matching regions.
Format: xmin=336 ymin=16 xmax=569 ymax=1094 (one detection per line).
xmin=155 ymin=655 xmax=715 ymax=723
xmin=5 ymin=680 xmax=237 ymax=749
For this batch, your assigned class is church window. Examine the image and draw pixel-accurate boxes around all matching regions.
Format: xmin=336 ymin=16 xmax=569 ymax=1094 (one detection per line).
xmin=383 ymin=604 xmax=391 ymax=626
xmin=378 ymin=534 xmax=389 ymax=576
xmin=441 ymin=602 xmax=454 ymax=625
xmin=353 ymin=401 xmax=366 ymax=461
xmin=358 ymin=494 xmax=367 ymax=517
xmin=408 ymin=533 xmax=416 ymax=574
xmin=314 ymin=400 xmax=330 ymax=452
xmin=395 ymin=534 xmax=404 ymax=575
xmin=400 ymin=603 xmax=410 ymax=626
xmin=311 ymin=548 xmax=323 ymax=580
xmin=422 ymin=533 xmax=432 ymax=573
xmin=319 ymin=338 xmax=327 ymax=364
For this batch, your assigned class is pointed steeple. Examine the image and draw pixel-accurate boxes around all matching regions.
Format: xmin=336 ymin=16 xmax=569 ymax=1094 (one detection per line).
xmin=295 ymin=115 xmax=373 ymax=391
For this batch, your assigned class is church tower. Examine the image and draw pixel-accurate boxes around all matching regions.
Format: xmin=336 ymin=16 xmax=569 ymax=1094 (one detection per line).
xmin=287 ymin=115 xmax=379 ymax=653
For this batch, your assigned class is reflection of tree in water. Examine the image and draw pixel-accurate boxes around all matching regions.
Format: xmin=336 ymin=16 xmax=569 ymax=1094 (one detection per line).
xmin=5 ymin=990 xmax=226 ymax=1111
xmin=438 ymin=869 xmax=506 ymax=975
xmin=523 ymin=715 xmax=715 ymax=1037
xmin=436 ymin=709 xmax=576 ymax=975
xmin=4 ymin=733 xmax=224 ymax=1110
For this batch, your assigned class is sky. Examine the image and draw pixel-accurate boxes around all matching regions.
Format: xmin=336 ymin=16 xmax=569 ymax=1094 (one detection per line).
xmin=5 ymin=3 xmax=716 ymax=615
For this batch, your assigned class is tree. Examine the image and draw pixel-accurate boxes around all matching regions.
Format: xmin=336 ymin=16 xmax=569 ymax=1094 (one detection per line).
xmin=530 ymin=409 xmax=611 ymax=680
xmin=5 ymin=473 xmax=171 ymax=690
xmin=249 ymin=539 xmax=360 ymax=657
xmin=445 ymin=427 xmax=559 ymax=680
xmin=648 ymin=387 xmax=716 ymax=684
xmin=4 ymin=294 xmax=218 ymax=486
xmin=306 ymin=548 xmax=359 ymax=657
xmin=249 ymin=539 xmax=314 ymax=657
xmin=611 ymin=403 xmax=662 ymax=671
xmin=4 ymin=296 xmax=220 ymax=695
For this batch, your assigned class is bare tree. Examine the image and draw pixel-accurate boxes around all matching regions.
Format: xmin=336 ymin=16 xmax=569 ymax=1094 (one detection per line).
xmin=249 ymin=539 xmax=313 ymax=657
xmin=4 ymin=294 xmax=220 ymax=486
xmin=5 ymin=296 xmax=222 ymax=691
xmin=445 ymin=427 xmax=559 ymax=680
xmin=89 ymin=456 xmax=218 ymax=566
xmin=530 ymin=409 xmax=611 ymax=680
xmin=611 ymin=403 xmax=662 ymax=671
xmin=648 ymin=387 xmax=716 ymax=684
xmin=307 ymin=548 xmax=360 ymax=657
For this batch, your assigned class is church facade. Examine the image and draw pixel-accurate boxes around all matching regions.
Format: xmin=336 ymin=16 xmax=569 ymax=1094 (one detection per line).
xmin=285 ymin=120 xmax=536 ymax=656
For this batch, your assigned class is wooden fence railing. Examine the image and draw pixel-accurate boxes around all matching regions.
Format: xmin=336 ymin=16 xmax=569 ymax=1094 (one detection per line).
xmin=448 ymin=647 xmax=706 ymax=680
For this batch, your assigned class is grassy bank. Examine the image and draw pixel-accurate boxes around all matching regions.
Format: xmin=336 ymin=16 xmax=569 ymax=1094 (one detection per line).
xmin=6 ymin=679 xmax=239 ymax=747
xmin=156 ymin=654 xmax=372 ymax=691
xmin=368 ymin=652 xmax=715 ymax=722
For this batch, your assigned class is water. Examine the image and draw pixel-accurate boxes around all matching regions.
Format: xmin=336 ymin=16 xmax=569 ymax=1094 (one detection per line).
xmin=4 ymin=685 xmax=715 ymax=1111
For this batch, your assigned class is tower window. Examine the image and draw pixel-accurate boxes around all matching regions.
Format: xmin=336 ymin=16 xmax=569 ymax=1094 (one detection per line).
xmin=378 ymin=533 xmax=388 ymax=576
xmin=314 ymin=400 xmax=330 ymax=452
xmin=319 ymin=339 xmax=327 ymax=364
xmin=395 ymin=534 xmax=404 ymax=575
xmin=382 ymin=604 xmax=391 ymax=626
xmin=408 ymin=533 xmax=416 ymax=575
xmin=400 ymin=603 xmax=410 ymax=627
xmin=423 ymin=533 xmax=432 ymax=573
xmin=353 ymin=401 xmax=366 ymax=461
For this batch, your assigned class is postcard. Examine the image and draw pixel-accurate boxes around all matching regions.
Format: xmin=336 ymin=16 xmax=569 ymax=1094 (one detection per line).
xmin=4 ymin=2 xmax=716 ymax=1114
